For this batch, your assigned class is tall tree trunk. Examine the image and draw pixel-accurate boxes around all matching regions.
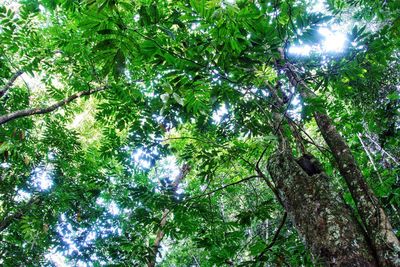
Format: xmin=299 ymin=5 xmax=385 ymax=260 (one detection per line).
xmin=313 ymin=112 xmax=400 ymax=265
xmin=278 ymin=49 xmax=400 ymax=265
xmin=147 ymin=163 xmax=190 ymax=267
xmin=268 ymin=150 xmax=377 ymax=266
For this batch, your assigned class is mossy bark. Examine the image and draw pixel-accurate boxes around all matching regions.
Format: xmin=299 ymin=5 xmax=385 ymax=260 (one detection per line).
xmin=314 ymin=113 xmax=400 ymax=266
xmin=267 ymin=150 xmax=376 ymax=266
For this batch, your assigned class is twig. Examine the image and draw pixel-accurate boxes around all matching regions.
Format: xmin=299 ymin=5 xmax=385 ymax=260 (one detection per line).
xmin=184 ymin=175 xmax=261 ymax=203
xmin=257 ymin=212 xmax=287 ymax=260
xmin=364 ymin=133 xmax=399 ymax=165
xmin=357 ymin=133 xmax=383 ymax=183
xmin=254 ymin=135 xmax=284 ymax=207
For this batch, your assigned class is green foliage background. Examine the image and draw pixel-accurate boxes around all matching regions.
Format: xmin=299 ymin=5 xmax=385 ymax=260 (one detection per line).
xmin=0 ymin=0 xmax=399 ymax=265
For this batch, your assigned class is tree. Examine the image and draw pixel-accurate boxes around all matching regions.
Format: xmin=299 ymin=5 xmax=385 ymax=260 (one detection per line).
xmin=0 ymin=0 xmax=399 ymax=266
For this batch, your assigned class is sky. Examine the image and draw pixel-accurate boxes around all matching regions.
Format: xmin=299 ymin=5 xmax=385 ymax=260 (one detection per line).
xmin=288 ymin=27 xmax=348 ymax=55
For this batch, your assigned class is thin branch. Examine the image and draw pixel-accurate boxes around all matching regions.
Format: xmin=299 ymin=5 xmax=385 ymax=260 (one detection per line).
xmin=0 ymin=70 xmax=24 ymax=98
xmin=257 ymin=211 xmax=287 ymax=260
xmin=0 ymin=195 xmax=42 ymax=232
xmin=287 ymin=117 xmax=332 ymax=158
xmin=257 ymin=168 xmax=284 ymax=207
xmin=357 ymin=133 xmax=382 ymax=183
xmin=184 ymin=175 xmax=260 ymax=203
xmin=0 ymin=86 xmax=108 ymax=125
xmin=253 ymin=142 xmax=284 ymax=207
xmin=256 ymin=146 xmax=269 ymax=172
xmin=364 ymin=133 xmax=399 ymax=165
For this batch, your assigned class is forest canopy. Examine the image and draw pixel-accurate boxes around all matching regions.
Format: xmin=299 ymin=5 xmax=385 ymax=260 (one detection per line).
xmin=0 ymin=0 xmax=399 ymax=266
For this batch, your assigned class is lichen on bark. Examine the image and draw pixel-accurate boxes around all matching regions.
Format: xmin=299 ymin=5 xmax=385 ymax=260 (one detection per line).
xmin=267 ymin=150 xmax=376 ymax=266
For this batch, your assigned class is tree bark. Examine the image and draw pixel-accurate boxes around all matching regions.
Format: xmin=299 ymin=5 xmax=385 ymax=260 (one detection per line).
xmin=279 ymin=50 xmax=400 ymax=266
xmin=314 ymin=112 xmax=400 ymax=266
xmin=147 ymin=163 xmax=190 ymax=267
xmin=268 ymin=150 xmax=377 ymax=266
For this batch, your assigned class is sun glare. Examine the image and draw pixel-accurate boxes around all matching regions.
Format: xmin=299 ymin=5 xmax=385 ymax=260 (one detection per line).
xmin=319 ymin=27 xmax=347 ymax=52
xmin=288 ymin=27 xmax=348 ymax=56
xmin=288 ymin=45 xmax=312 ymax=56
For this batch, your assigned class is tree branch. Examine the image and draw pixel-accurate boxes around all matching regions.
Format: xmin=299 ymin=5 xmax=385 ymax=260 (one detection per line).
xmin=0 ymin=70 xmax=24 ymax=98
xmin=0 ymin=195 xmax=42 ymax=232
xmin=257 ymin=211 xmax=287 ymax=260
xmin=184 ymin=174 xmax=260 ymax=203
xmin=148 ymin=163 xmax=190 ymax=267
xmin=0 ymin=85 xmax=108 ymax=125
xmin=254 ymin=145 xmax=284 ymax=207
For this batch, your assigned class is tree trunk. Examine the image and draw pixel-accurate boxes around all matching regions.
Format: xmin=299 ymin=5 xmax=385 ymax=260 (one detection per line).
xmin=147 ymin=163 xmax=190 ymax=267
xmin=278 ymin=50 xmax=400 ymax=266
xmin=314 ymin=113 xmax=400 ymax=265
xmin=267 ymin=150 xmax=377 ymax=266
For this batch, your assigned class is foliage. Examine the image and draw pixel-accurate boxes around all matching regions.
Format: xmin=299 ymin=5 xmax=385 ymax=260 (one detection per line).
xmin=0 ymin=0 xmax=399 ymax=266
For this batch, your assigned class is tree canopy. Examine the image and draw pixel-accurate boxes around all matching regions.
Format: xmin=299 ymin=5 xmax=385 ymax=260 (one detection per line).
xmin=0 ymin=0 xmax=399 ymax=266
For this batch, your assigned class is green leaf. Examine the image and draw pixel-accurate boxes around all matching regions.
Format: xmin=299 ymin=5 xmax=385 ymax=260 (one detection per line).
xmin=387 ymin=92 xmax=400 ymax=100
